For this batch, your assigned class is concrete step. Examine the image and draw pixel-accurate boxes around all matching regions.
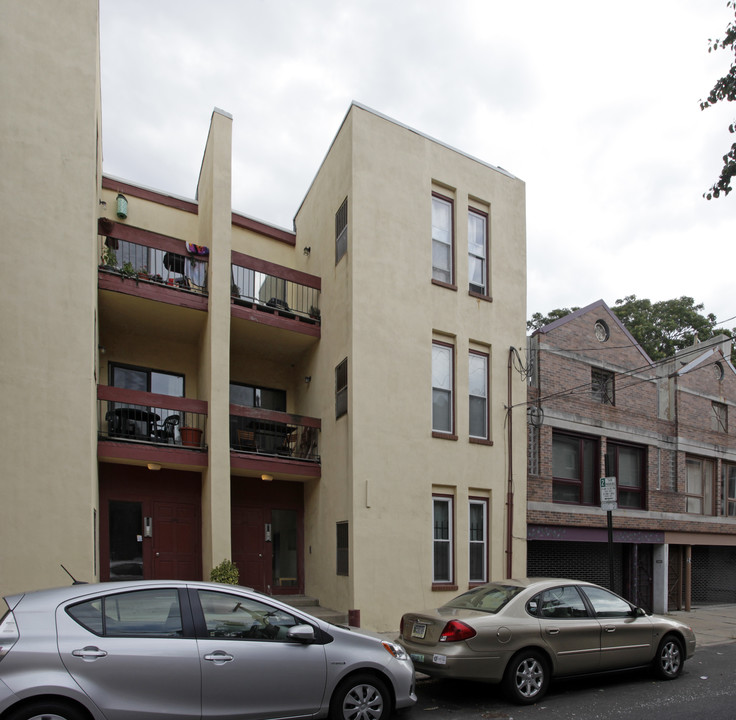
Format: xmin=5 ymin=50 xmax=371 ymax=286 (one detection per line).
xmin=278 ymin=594 xmax=348 ymax=625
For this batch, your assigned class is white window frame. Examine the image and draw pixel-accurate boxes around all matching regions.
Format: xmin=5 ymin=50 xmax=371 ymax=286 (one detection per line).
xmin=432 ymin=341 xmax=454 ymax=434
xmin=468 ymin=208 xmax=488 ymax=296
xmin=431 ymin=194 xmax=454 ymax=285
xmin=469 ymin=351 xmax=488 ymax=440
xmin=468 ymin=498 xmax=488 ymax=584
xmin=433 ymin=495 xmax=454 ymax=584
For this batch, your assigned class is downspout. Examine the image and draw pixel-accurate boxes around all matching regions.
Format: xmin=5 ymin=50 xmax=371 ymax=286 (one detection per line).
xmin=506 ymin=347 xmax=514 ymax=578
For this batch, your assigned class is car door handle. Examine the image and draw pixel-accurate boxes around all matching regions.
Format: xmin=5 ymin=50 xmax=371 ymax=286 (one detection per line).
xmin=72 ymin=646 xmax=108 ymax=660
xmin=546 ymin=628 xmax=560 ymax=635
xmin=204 ymin=651 xmax=234 ymax=664
xmin=603 ymin=625 xmax=616 ymax=633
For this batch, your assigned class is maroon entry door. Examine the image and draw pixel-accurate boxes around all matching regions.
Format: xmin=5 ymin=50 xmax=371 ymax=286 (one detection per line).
xmin=100 ymin=464 xmax=202 ymax=582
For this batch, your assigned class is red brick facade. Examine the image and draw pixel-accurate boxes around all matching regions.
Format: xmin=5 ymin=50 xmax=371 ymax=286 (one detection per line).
xmin=527 ymin=300 xmax=736 ymax=608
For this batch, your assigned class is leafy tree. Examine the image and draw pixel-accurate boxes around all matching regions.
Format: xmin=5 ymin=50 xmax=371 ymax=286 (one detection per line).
xmin=528 ymin=295 xmax=734 ymax=362
xmin=527 ymin=307 xmax=580 ymax=332
xmin=701 ymin=1 xmax=736 ymax=199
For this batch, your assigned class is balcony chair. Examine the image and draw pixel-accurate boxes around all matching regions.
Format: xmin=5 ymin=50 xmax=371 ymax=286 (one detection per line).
xmin=156 ymin=415 xmax=180 ymax=444
xmin=236 ymin=429 xmax=257 ymax=452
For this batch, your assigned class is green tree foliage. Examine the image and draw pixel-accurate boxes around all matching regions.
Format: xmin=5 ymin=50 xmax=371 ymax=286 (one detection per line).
xmin=528 ymin=296 xmax=734 ymax=362
xmin=701 ymin=1 xmax=736 ymax=199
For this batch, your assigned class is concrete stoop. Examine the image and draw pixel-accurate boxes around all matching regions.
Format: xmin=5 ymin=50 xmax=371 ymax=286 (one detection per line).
xmin=281 ymin=594 xmax=348 ymax=625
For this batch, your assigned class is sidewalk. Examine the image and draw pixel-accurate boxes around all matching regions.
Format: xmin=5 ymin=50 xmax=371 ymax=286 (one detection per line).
xmin=667 ymin=604 xmax=736 ymax=647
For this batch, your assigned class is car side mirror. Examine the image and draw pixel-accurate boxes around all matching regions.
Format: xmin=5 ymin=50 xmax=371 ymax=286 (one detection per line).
xmin=287 ymin=624 xmax=316 ymax=643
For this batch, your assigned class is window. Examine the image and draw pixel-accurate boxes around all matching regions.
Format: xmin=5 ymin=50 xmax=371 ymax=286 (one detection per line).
xmin=469 ymin=351 xmax=488 ymax=440
xmin=197 ymin=590 xmax=302 ymax=641
xmin=335 ymin=357 xmax=348 ymax=419
xmin=68 ymin=589 xmax=182 ymax=637
xmin=335 ymin=197 xmax=348 ymax=264
xmin=229 ymin=382 xmax=286 ymax=411
xmin=712 ymin=401 xmax=728 ymax=433
xmin=724 ymin=463 xmax=736 ymax=516
xmin=336 ymin=522 xmax=349 ymax=576
xmin=685 ymin=456 xmax=714 ymax=515
xmin=431 ymin=193 xmax=454 ymax=285
xmin=468 ymin=208 xmax=488 ymax=296
xmin=605 ymin=442 xmax=645 ymax=509
xmin=111 ymin=364 xmax=184 ymax=397
xmin=591 ymin=368 xmax=614 ymax=405
xmin=552 ymin=432 xmax=599 ymax=505
xmin=432 ymin=342 xmax=454 ymax=434
xmin=468 ymin=499 xmax=488 ymax=584
xmin=580 ymin=586 xmax=633 ymax=618
xmin=533 ymin=586 xmax=588 ymax=619
xmin=433 ymin=496 xmax=453 ymax=584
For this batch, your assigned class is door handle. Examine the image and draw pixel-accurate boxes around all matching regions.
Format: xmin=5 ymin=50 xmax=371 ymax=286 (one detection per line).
xmin=204 ymin=651 xmax=234 ymax=664
xmin=72 ymin=646 xmax=108 ymax=660
xmin=546 ymin=628 xmax=560 ymax=635
xmin=604 ymin=625 xmax=616 ymax=633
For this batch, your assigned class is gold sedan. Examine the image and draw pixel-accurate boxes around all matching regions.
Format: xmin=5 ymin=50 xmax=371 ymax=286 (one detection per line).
xmin=398 ymin=578 xmax=696 ymax=705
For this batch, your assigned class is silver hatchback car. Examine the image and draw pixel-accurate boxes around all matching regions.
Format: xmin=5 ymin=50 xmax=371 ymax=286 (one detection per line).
xmin=0 ymin=580 xmax=416 ymax=720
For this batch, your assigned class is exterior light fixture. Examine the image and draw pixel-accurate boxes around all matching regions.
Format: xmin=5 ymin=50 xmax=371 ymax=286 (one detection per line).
xmin=261 ymin=474 xmax=273 ymax=482
xmin=305 ymin=376 xmax=311 ymax=384
xmin=303 ymin=246 xmax=311 ymax=256
xmin=147 ymin=463 xmax=161 ymax=471
xmin=116 ymin=193 xmax=128 ymax=219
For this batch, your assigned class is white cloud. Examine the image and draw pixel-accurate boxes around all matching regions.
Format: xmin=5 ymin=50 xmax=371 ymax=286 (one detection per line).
xmin=100 ymin=0 xmax=736 ymax=326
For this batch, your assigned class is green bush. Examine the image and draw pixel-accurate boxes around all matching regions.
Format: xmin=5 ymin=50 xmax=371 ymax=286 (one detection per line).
xmin=210 ymin=558 xmax=239 ymax=585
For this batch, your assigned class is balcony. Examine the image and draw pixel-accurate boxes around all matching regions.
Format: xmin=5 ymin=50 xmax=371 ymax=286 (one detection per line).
xmin=231 ymin=252 xmax=321 ymax=329
xmin=97 ymin=386 xmax=208 ymax=465
xmin=98 ymin=219 xmax=208 ymax=311
xmin=230 ymin=405 xmax=320 ymax=465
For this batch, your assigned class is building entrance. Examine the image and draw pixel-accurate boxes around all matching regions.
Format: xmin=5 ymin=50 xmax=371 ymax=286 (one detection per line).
xmin=231 ymin=478 xmax=303 ymax=595
xmin=100 ymin=464 xmax=202 ymax=582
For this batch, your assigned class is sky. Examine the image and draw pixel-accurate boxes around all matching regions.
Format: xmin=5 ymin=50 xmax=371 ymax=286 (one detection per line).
xmin=99 ymin=0 xmax=736 ymax=327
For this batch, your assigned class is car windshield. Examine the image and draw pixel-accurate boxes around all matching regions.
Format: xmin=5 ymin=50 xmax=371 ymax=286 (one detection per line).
xmin=443 ymin=584 xmax=524 ymax=613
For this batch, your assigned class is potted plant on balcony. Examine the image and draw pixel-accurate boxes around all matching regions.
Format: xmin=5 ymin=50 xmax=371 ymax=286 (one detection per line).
xmin=179 ymin=422 xmax=203 ymax=448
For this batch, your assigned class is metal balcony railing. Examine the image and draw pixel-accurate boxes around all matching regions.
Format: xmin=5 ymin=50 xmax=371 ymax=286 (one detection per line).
xmin=231 ymin=263 xmax=320 ymax=324
xmin=97 ymin=387 xmax=208 ymax=449
xmin=100 ymin=237 xmax=208 ymax=296
xmin=229 ymin=406 xmax=320 ymax=462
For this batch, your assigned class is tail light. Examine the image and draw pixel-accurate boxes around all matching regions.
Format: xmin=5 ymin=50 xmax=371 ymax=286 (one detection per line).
xmin=0 ymin=611 xmax=19 ymax=662
xmin=439 ymin=620 xmax=476 ymax=643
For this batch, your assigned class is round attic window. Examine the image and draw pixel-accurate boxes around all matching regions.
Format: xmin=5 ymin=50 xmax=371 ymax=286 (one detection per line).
xmin=594 ymin=320 xmax=610 ymax=343
xmin=714 ymin=361 xmax=724 ymax=381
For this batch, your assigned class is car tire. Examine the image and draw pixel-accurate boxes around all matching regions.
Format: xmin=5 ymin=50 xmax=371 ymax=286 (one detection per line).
xmin=503 ymin=648 xmax=550 ymax=705
xmin=5 ymin=700 xmax=87 ymax=720
xmin=329 ymin=673 xmax=392 ymax=720
xmin=652 ymin=634 xmax=684 ymax=680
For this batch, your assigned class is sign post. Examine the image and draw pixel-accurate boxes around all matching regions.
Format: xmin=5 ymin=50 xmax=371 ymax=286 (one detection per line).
xmin=600 ymin=477 xmax=617 ymax=590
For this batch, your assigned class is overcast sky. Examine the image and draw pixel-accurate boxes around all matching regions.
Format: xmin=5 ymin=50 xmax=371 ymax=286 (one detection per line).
xmin=99 ymin=0 xmax=736 ymax=327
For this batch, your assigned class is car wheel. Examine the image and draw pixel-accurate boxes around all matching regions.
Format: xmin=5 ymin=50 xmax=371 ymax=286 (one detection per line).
xmin=329 ymin=673 xmax=392 ymax=720
xmin=5 ymin=700 xmax=87 ymax=720
xmin=503 ymin=649 xmax=550 ymax=705
xmin=652 ymin=634 xmax=684 ymax=679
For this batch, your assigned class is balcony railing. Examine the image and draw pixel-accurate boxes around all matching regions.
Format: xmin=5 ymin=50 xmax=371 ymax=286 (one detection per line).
xmin=231 ymin=258 xmax=320 ymax=324
xmin=230 ymin=405 xmax=320 ymax=462
xmin=100 ymin=237 xmax=208 ymax=296
xmin=97 ymin=386 xmax=208 ymax=449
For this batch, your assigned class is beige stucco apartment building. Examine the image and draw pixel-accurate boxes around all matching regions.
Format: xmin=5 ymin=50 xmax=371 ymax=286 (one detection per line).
xmin=1 ymin=1 xmax=527 ymax=630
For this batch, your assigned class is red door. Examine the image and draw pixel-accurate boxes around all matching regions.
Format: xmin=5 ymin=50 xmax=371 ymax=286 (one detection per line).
xmin=100 ymin=464 xmax=202 ymax=582
xmin=232 ymin=506 xmax=269 ymax=592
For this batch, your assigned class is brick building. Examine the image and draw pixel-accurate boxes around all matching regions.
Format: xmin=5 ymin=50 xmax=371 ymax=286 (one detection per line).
xmin=527 ymin=299 xmax=736 ymax=613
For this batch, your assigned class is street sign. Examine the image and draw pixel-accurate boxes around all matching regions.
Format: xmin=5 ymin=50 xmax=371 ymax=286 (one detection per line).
xmin=600 ymin=476 xmax=617 ymax=511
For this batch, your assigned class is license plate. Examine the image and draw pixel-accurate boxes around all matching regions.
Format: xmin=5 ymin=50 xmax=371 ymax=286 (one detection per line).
xmin=411 ymin=622 xmax=427 ymax=639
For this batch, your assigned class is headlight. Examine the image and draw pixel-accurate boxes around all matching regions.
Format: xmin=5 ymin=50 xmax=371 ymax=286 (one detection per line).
xmin=382 ymin=641 xmax=409 ymax=661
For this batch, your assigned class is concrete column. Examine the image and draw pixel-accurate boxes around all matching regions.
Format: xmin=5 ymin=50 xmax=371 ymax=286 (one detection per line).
xmin=652 ymin=544 xmax=669 ymax=614
xmin=197 ymin=108 xmax=233 ymax=578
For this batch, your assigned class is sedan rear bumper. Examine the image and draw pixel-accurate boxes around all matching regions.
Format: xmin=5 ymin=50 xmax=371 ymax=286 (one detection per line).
xmin=401 ymin=644 xmax=508 ymax=683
